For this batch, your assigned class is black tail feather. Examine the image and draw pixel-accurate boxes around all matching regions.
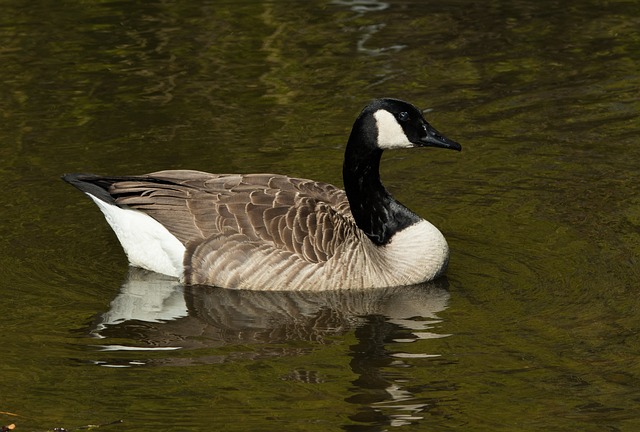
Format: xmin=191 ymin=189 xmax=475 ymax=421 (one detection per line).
xmin=62 ymin=173 xmax=184 ymax=206
xmin=62 ymin=173 xmax=119 ymax=205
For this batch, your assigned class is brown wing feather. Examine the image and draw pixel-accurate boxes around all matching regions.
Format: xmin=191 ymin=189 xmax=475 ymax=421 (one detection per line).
xmin=108 ymin=170 xmax=355 ymax=264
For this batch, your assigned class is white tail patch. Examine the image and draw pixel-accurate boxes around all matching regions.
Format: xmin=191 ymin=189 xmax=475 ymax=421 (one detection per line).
xmin=374 ymin=109 xmax=413 ymax=149
xmin=87 ymin=194 xmax=186 ymax=278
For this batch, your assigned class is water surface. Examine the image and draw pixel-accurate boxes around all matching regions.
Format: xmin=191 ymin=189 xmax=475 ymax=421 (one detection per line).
xmin=1 ymin=0 xmax=639 ymax=430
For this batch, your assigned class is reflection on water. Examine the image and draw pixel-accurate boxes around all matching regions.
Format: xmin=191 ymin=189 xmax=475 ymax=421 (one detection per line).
xmin=92 ymin=269 xmax=449 ymax=354
xmin=90 ymin=268 xmax=450 ymax=428
xmin=333 ymin=0 xmax=407 ymax=57
xmin=333 ymin=0 xmax=390 ymax=14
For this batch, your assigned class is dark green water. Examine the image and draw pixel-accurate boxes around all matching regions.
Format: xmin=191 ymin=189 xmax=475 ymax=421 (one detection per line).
xmin=1 ymin=0 xmax=639 ymax=430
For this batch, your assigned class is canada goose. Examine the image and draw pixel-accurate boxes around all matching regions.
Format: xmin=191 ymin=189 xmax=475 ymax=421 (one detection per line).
xmin=63 ymin=98 xmax=461 ymax=291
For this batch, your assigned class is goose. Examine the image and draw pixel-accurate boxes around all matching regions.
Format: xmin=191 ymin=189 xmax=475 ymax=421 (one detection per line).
xmin=63 ymin=98 xmax=461 ymax=291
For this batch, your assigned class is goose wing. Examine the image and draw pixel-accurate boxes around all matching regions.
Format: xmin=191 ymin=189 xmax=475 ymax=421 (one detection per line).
xmin=110 ymin=170 xmax=356 ymax=265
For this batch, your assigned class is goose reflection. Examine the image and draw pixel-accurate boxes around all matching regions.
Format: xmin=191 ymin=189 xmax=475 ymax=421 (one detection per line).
xmin=91 ymin=269 xmax=451 ymax=429
xmin=92 ymin=268 xmax=450 ymax=349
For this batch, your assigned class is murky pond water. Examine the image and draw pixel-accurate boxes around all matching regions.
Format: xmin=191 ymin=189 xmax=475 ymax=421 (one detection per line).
xmin=1 ymin=0 xmax=639 ymax=430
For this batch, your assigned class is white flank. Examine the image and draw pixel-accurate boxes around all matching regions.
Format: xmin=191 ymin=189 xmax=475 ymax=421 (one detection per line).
xmin=383 ymin=220 xmax=449 ymax=284
xmin=87 ymin=193 xmax=186 ymax=278
xmin=373 ymin=109 xmax=413 ymax=149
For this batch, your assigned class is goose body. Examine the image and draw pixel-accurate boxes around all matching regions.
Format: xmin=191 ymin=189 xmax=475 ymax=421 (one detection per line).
xmin=63 ymin=98 xmax=461 ymax=291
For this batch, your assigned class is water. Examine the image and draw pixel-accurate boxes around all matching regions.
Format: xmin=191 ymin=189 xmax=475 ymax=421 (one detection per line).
xmin=1 ymin=0 xmax=639 ymax=430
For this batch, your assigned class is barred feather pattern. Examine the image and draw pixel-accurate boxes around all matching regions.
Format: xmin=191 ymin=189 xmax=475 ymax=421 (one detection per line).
xmin=106 ymin=170 xmax=446 ymax=290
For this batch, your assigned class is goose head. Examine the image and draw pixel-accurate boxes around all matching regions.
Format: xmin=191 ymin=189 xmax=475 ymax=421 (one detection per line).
xmin=365 ymin=98 xmax=462 ymax=151
xmin=344 ymin=98 xmax=461 ymax=178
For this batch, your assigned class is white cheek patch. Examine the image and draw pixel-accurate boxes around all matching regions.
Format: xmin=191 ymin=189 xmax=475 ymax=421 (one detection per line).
xmin=373 ymin=109 xmax=414 ymax=149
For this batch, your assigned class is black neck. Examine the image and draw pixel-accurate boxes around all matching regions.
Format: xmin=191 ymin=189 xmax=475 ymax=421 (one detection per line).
xmin=342 ymin=116 xmax=421 ymax=246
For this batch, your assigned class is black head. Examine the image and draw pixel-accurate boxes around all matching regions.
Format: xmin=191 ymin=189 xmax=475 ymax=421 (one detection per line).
xmin=361 ymin=98 xmax=462 ymax=152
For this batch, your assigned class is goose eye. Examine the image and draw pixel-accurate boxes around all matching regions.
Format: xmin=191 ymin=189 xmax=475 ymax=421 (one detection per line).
xmin=398 ymin=111 xmax=409 ymax=122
